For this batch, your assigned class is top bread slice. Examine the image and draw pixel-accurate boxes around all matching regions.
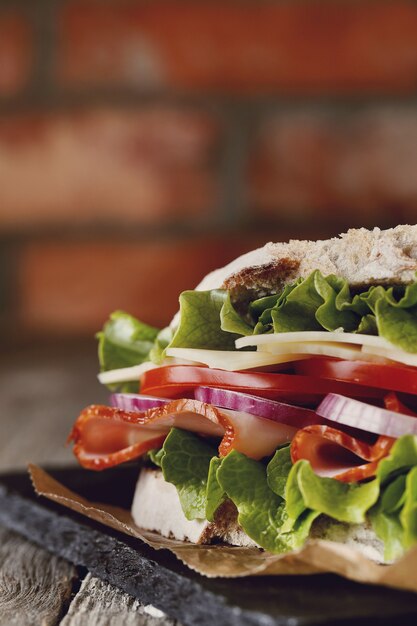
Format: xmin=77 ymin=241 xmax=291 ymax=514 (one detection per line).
xmin=196 ymin=225 xmax=417 ymax=304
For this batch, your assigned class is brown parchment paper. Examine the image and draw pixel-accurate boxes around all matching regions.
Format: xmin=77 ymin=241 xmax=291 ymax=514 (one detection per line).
xmin=29 ymin=464 xmax=417 ymax=591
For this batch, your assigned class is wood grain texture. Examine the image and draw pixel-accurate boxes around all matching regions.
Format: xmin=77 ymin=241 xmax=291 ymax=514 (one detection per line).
xmin=0 ymin=526 xmax=76 ymax=626
xmin=0 ymin=342 xmax=175 ymax=625
xmin=62 ymin=574 xmax=179 ymax=626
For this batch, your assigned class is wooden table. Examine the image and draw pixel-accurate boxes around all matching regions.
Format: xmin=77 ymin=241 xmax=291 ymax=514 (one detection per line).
xmin=0 ymin=341 xmax=179 ymax=625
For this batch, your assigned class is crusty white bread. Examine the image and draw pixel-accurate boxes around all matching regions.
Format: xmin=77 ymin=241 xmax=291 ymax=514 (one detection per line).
xmin=132 ymin=468 xmax=387 ymax=563
xmin=132 ymin=468 xmax=255 ymax=547
xmin=200 ymin=225 xmax=417 ymax=301
xmin=169 ymin=225 xmax=417 ymax=327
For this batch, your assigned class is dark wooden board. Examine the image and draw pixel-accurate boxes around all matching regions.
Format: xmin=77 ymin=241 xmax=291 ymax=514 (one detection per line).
xmin=61 ymin=573 xmax=179 ymax=626
xmin=0 ymin=526 xmax=76 ymax=626
xmin=1 ymin=466 xmax=417 ymax=626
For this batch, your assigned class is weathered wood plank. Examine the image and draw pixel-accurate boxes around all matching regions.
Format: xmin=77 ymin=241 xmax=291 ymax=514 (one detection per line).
xmin=0 ymin=344 xmax=176 ymax=625
xmin=61 ymin=573 xmax=179 ymax=626
xmin=0 ymin=526 xmax=76 ymax=626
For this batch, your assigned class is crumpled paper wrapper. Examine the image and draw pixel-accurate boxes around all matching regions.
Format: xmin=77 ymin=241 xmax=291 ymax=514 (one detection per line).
xmin=29 ymin=464 xmax=417 ymax=591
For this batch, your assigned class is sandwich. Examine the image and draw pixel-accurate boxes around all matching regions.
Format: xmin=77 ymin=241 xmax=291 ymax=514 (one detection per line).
xmin=69 ymin=225 xmax=417 ymax=565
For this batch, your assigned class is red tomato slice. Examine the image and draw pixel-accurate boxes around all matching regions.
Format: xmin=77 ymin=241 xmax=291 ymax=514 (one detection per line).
xmin=294 ymin=358 xmax=417 ymax=396
xmin=140 ymin=365 xmax=385 ymax=406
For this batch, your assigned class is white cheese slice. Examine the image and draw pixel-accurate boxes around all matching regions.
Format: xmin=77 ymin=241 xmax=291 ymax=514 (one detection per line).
xmin=97 ymin=350 xmax=304 ymax=384
xmin=256 ymin=341 xmax=367 ymax=361
xmin=97 ymin=356 xmax=199 ymax=385
xmin=97 ymin=361 xmax=159 ymax=385
xmin=235 ymin=331 xmax=395 ymax=351
xmin=98 ymin=332 xmax=417 ymax=387
xmin=236 ymin=331 xmax=417 ymax=367
xmin=361 ymin=345 xmax=417 ymax=367
xmin=165 ymin=347 xmax=309 ymax=371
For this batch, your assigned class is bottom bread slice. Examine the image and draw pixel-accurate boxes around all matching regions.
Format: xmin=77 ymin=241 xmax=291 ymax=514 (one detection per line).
xmin=132 ymin=468 xmax=387 ymax=563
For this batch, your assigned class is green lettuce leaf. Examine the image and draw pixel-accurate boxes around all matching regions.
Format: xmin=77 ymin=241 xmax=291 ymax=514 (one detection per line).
xmin=220 ymin=292 xmax=254 ymax=336
xmin=159 ymin=428 xmax=217 ymax=520
xmin=356 ymin=314 xmax=378 ymax=335
xmin=250 ymin=271 xmax=417 ymax=352
xmin=375 ymin=298 xmax=417 ymax=353
xmin=370 ymin=436 xmax=417 ymax=559
xmin=97 ymin=311 xmax=159 ymax=371
xmin=314 ymin=273 xmax=361 ymax=332
xmin=368 ymin=476 xmax=406 ymax=562
xmin=359 ymin=286 xmax=389 ymax=315
xmin=369 ymin=511 xmax=404 ymax=562
xmin=168 ymin=290 xmax=238 ymax=350
xmin=282 ymin=462 xmax=307 ymax=528
xmin=269 ymin=272 xmax=383 ymax=336
xmin=380 ymin=473 xmax=407 ymax=514
xmin=271 ymin=272 xmax=323 ymax=332
xmin=376 ymin=435 xmax=417 ymax=485
xmin=284 ymin=460 xmax=379 ymax=525
xmin=266 ymin=445 xmax=293 ymax=499
xmin=250 ymin=282 xmax=301 ymax=331
xmin=149 ymin=326 xmax=174 ymax=364
xmin=217 ymin=450 xmax=317 ymax=552
xmin=97 ymin=311 xmax=159 ymax=390
xmin=147 ymin=447 xmax=165 ymax=468
xmin=205 ymin=457 xmax=226 ymax=522
xmin=249 ymin=294 xmax=281 ymax=319
xmin=365 ymin=282 xmax=417 ymax=352
xmin=400 ymin=466 xmax=417 ymax=549
xmin=147 ymin=430 xmax=225 ymax=522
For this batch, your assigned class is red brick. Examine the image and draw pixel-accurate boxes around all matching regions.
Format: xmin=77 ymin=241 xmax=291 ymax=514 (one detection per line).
xmin=0 ymin=109 xmax=219 ymax=231
xmin=58 ymin=2 xmax=417 ymax=94
xmin=248 ymin=108 xmax=417 ymax=224
xmin=0 ymin=12 xmax=32 ymax=96
xmin=16 ymin=237 xmax=269 ymax=334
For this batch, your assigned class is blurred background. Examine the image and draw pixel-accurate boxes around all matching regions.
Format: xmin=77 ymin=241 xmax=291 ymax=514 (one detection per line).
xmin=2 ymin=0 xmax=417 ymax=342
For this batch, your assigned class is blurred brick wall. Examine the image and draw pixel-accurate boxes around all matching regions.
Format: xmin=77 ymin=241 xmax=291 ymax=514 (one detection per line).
xmin=1 ymin=1 xmax=417 ymax=338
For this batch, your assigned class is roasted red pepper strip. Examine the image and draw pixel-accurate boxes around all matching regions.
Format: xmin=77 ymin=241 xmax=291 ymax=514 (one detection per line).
xmin=290 ymin=424 xmax=394 ymax=483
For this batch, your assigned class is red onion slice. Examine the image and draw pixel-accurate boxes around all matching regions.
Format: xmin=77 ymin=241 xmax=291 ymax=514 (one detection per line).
xmin=110 ymin=393 xmax=168 ymax=412
xmin=111 ymin=388 xmax=320 ymax=430
xmin=317 ymin=393 xmax=417 ymax=438
xmin=194 ymin=386 xmax=320 ymax=428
